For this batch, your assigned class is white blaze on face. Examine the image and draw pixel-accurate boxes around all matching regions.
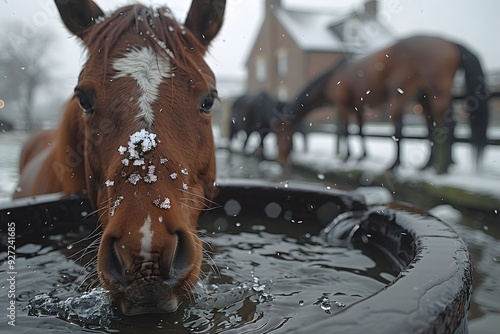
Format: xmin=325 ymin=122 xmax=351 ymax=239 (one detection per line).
xmin=139 ymin=215 xmax=154 ymax=260
xmin=113 ymin=46 xmax=172 ymax=126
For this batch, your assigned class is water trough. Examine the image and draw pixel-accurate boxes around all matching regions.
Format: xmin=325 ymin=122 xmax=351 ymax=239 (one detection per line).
xmin=0 ymin=180 xmax=472 ymax=333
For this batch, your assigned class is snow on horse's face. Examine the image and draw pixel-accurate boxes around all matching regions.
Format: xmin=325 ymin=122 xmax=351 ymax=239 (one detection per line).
xmin=55 ymin=0 xmax=225 ymax=315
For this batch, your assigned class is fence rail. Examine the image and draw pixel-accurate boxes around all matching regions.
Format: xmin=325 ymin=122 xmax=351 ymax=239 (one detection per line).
xmin=300 ymin=91 xmax=500 ymax=146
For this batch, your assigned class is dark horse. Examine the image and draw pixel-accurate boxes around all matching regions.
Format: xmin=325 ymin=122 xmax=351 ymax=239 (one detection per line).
xmin=276 ymin=35 xmax=489 ymax=173
xmin=228 ymin=91 xmax=285 ymax=158
xmin=14 ymin=0 xmax=225 ymax=315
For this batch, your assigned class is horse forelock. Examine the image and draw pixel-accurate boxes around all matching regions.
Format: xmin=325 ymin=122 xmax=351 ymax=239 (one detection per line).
xmin=83 ymin=4 xmax=209 ymax=87
xmin=78 ymin=3 xmax=213 ymax=132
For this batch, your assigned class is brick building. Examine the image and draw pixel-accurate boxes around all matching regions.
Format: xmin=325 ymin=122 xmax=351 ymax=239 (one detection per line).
xmin=245 ymin=0 xmax=394 ymax=102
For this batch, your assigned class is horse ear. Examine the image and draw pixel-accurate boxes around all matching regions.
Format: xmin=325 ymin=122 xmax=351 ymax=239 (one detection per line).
xmin=54 ymin=0 xmax=105 ymax=39
xmin=184 ymin=0 xmax=226 ymax=50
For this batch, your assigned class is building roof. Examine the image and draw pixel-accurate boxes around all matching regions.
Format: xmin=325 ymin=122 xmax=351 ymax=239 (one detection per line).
xmin=273 ymin=4 xmax=394 ymax=54
xmin=274 ymin=7 xmax=348 ymax=52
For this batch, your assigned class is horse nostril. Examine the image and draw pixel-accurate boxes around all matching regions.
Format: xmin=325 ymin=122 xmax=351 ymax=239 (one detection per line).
xmin=167 ymin=232 xmax=193 ymax=278
xmin=101 ymin=231 xmax=195 ymax=286
xmin=101 ymin=238 xmax=127 ymax=284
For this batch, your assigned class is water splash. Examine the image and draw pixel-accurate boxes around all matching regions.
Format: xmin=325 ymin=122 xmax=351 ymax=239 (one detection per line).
xmin=28 ymin=288 xmax=114 ymax=329
xmin=320 ymin=297 xmax=331 ymax=314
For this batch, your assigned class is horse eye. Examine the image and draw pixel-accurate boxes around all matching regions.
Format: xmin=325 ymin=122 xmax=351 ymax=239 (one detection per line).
xmin=75 ymin=90 xmax=94 ymax=115
xmin=200 ymin=90 xmax=217 ymax=114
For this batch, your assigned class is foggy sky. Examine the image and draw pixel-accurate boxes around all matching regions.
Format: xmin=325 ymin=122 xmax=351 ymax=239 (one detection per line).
xmin=1 ymin=0 xmax=499 ymax=89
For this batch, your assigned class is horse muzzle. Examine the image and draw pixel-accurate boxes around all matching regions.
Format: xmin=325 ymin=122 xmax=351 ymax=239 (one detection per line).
xmin=98 ymin=224 xmax=200 ymax=315
xmin=116 ymin=276 xmax=182 ymax=316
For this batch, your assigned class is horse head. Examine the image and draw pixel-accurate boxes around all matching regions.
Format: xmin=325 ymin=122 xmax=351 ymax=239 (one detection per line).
xmin=54 ymin=0 xmax=225 ymax=315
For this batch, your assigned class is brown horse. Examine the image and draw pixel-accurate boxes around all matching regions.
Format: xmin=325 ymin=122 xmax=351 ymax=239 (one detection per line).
xmin=13 ymin=0 xmax=225 ymax=315
xmin=276 ymin=35 xmax=489 ymax=173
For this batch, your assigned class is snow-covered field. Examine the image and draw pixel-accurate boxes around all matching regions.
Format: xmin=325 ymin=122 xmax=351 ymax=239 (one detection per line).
xmin=230 ymin=123 xmax=500 ymax=202
xmin=294 ymin=132 xmax=500 ymax=200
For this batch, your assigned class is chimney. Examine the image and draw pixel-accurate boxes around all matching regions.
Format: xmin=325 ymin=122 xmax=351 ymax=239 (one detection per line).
xmin=364 ymin=0 xmax=377 ymax=17
xmin=267 ymin=0 xmax=281 ymax=11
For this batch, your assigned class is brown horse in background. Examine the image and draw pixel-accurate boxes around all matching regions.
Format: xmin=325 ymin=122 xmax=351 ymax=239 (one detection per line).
xmin=276 ymin=35 xmax=489 ymax=173
xmin=14 ymin=0 xmax=225 ymax=315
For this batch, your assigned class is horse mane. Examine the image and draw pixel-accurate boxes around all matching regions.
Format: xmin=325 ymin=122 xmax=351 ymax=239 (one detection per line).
xmin=284 ymin=56 xmax=349 ymax=125
xmin=83 ymin=4 xmax=207 ymax=84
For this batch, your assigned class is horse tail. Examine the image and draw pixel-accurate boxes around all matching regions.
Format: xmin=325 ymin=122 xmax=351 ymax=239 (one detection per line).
xmin=455 ymin=43 xmax=490 ymax=164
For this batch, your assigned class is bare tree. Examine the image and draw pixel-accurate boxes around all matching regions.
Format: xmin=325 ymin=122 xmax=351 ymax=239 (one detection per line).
xmin=0 ymin=25 xmax=55 ymax=132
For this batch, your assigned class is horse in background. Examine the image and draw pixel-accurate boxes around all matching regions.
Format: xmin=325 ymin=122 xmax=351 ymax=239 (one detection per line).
xmin=276 ymin=35 xmax=489 ymax=173
xmin=14 ymin=0 xmax=225 ymax=315
xmin=228 ymin=91 xmax=285 ymax=158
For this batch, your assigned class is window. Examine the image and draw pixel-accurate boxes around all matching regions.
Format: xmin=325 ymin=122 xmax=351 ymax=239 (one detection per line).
xmin=255 ymin=57 xmax=267 ymax=82
xmin=344 ymin=18 xmax=365 ymax=47
xmin=277 ymin=49 xmax=288 ymax=77
xmin=277 ymin=86 xmax=288 ymax=101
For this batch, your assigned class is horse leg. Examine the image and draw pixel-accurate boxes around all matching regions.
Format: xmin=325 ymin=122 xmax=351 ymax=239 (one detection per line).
xmin=337 ymin=106 xmax=350 ymax=161
xmin=386 ymin=99 xmax=405 ymax=171
xmin=418 ymin=92 xmax=436 ymax=170
xmin=337 ymin=124 xmax=350 ymax=161
xmin=421 ymin=114 xmax=435 ymax=169
xmin=437 ymin=107 xmax=456 ymax=174
xmin=386 ymin=118 xmax=403 ymax=170
xmin=334 ymin=112 xmax=341 ymax=156
xmin=356 ymin=108 xmax=368 ymax=160
xmin=255 ymin=131 xmax=268 ymax=160
xmin=302 ymin=128 xmax=308 ymax=153
xmin=227 ymin=125 xmax=235 ymax=153
xmin=430 ymin=97 xmax=455 ymax=174
xmin=242 ymin=131 xmax=251 ymax=155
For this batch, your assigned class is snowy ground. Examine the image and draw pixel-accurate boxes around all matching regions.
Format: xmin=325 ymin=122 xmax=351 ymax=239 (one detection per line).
xmin=227 ymin=123 xmax=500 ymax=203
